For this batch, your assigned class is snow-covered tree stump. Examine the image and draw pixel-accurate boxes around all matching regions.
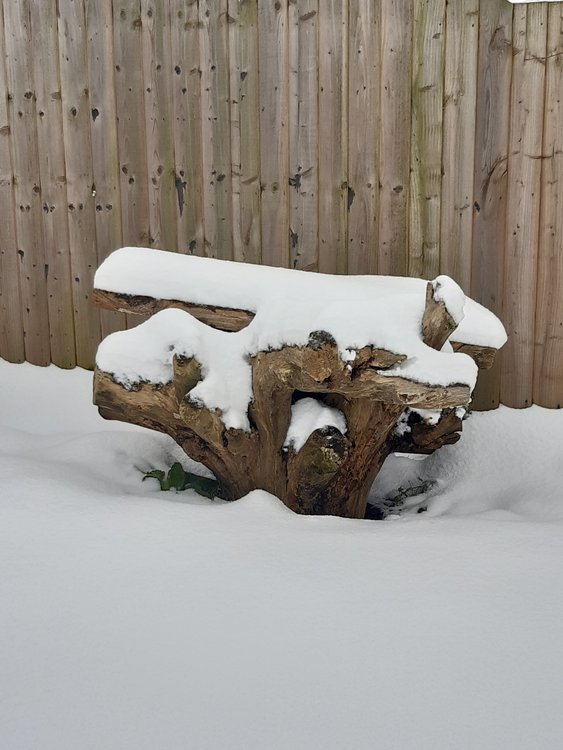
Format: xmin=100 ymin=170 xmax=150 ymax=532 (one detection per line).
xmin=93 ymin=248 xmax=507 ymax=519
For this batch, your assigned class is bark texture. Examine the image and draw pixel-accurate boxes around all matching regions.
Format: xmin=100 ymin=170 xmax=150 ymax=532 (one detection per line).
xmin=93 ymin=276 xmax=498 ymax=518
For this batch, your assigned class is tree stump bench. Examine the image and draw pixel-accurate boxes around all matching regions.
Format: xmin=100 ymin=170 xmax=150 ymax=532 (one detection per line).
xmin=92 ymin=248 xmax=507 ymax=519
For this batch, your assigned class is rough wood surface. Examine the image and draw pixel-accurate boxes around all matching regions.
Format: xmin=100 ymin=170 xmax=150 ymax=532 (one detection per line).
xmin=470 ymin=0 xmax=513 ymax=410
xmin=378 ymin=0 xmax=412 ymax=276
xmin=3 ymin=0 xmax=51 ymax=365
xmin=318 ymin=0 xmax=347 ymax=274
xmin=58 ymin=0 xmax=101 ymax=367
xmin=501 ymin=4 xmax=547 ymax=408
xmin=0 ymin=2 xmax=24 ymax=362
xmin=141 ymin=0 xmax=176 ymax=252
xmin=534 ymin=5 xmax=563 ymax=409
xmin=113 ymin=0 xmax=149 ymax=249
xmin=288 ymin=0 xmax=318 ymax=271
xmin=92 ymin=288 xmax=255 ymax=331
xmin=85 ymin=0 xmax=125 ymax=339
xmin=93 ymin=281 xmax=490 ymax=368
xmin=347 ymin=0 xmax=379 ymax=275
xmin=258 ymin=0 xmax=289 ymax=268
xmin=169 ymin=0 xmax=204 ymax=256
xmin=92 ymin=255 xmax=506 ymax=518
xmin=94 ymin=333 xmax=473 ymax=519
xmin=199 ymin=0 xmax=233 ymax=260
xmin=228 ymin=0 xmax=261 ymax=265
xmin=451 ymin=342 xmax=496 ymax=371
xmin=389 ymin=408 xmax=462 ymax=455
xmin=421 ymin=281 xmax=457 ymax=351
xmin=30 ymin=0 xmax=76 ymax=368
xmin=440 ymin=0 xmax=479 ymax=289
xmin=409 ymin=0 xmax=445 ymax=279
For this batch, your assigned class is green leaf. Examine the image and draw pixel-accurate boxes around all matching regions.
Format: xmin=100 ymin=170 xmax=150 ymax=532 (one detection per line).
xmin=142 ymin=469 xmax=166 ymax=490
xmin=167 ymin=462 xmax=187 ymax=491
xmin=183 ymin=472 xmax=222 ymax=499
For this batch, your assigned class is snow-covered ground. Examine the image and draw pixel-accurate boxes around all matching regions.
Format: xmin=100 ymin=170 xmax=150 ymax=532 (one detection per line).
xmin=1 ymin=359 xmax=563 ymax=750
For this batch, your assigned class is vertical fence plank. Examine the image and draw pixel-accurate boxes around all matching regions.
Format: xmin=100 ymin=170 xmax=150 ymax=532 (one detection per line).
xmin=114 ymin=0 xmax=150 ymax=249
xmin=501 ymin=4 xmax=547 ymax=408
xmin=534 ymin=4 xmax=563 ymax=409
xmin=440 ymin=0 xmax=479 ymax=291
xmin=379 ymin=0 xmax=413 ymax=277
xmin=347 ymin=0 xmax=379 ymax=275
xmin=259 ymin=0 xmax=289 ymax=268
xmin=318 ymin=0 xmax=347 ymax=274
xmin=288 ymin=0 xmax=318 ymax=270
xmin=409 ymin=0 xmax=445 ymax=279
xmin=141 ymin=0 xmax=176 ymax=252
xmin=470 ymin=0 xmax=513 ymax=410
xmin=85 ymin=0 xmax=125 ymax=338
xmin=0 ymin=2 xmax=25 ymax=362
xmin=58 ymin=0 xmax=101 ymax=368
xmin=170 ymin=0 xmax=204 ymax=256
xmin=3 ymin=0 xmax=51 ymax=365
xmin=30 ymin=0 xmax=76 ymax=368
xmin=199 ymin=0 xmax=233 ymax=260
xmin=229 ymin=0 xmax=261 ymax=265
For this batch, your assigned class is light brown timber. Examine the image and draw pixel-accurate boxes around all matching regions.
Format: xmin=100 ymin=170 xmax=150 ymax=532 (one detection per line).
xmin=58 ymin=0 xmax=102 ymax=368
xmin=440 ymin=0 xmax=479 ymax=290
xmin=409 ymin=0 xmax=445 ymax=279
xmin=470 ymin=0 xmax=513 ymax=410
xmin=534 ymin=5 xmax=563 ymax=409
xmin=3 ymin=0 xmax=51 ymax=365
xmin=228 ymin=0 xmax=261 ymax=265
xmin=288 ymin=0 xmax=318 ymax=271
xmin=141 ymin=0 xmax=176 ymax=252
xmin=258 ymin=0 xmax=289 ymax=268
xmin=199 ymin=0 xmax=233 ymax=260
xmin=318 ymin=0 xmax=347 ymax=274
xmin=85 ymin=0 xmax=126 ymax=338
xmin=378 ymin=0 xmax=413 ymax=276
xmin=0 ymin=1 xmax=24 ymax=362
xmin=29 ymin=0 xmax=76 ymax=368
xmin=169 ymin=0 xmax=204 ymax=256
xmin=347 ymin=0 xmax=379 ymax=275
xmin=501 ymin=4 xmax=547 ymax=408
xmin=113 ymin=0 xmax=150 ymax=250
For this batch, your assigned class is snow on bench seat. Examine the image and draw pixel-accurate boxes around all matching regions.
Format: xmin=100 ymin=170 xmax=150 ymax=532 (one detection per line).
xmin=92 ymin=247 xmax=507 ymax=519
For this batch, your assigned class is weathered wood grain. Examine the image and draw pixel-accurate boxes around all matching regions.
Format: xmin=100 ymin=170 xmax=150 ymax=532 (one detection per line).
xmin=318 ymin=0 xmax=347 ymax=274
xmin=3 ymin=0 xmax=51 ymax=365
xmin=85 ymin=0 xmax=126 ymax=338
xmin=199 ymin=0 xmax=233 ymax=260
xmin=113 ymin=0 xmax=150 ymax=249
xmin=58 ymin=0 xmax=102 ymax=367
xmin=29 ymin=0 xmax=76 ymax=368
xmin=169 ymin=0 xmax=204 ymax=256
xmin=440 ymin=0 xmax=479 ymax=290
xmin=347 ymin=0 xmax=379 ymax=274
xmin=141 ymin=0 xmax=176 ymax=252
xmin=379 ymin=0 xmax=413 ymax=276
xmin=470 ymin=0 xmax=513 ymax=410
xmin=534 ymin=4 xmax=563 ymax=409
xmin=288 ymin=0 xmax=318 ymax=271
xmin=501 ymin=4 xmax=547 ymax=408
xmin=258 ymin=0 xmax=289 ymax=268
xmin=92 ymin=287 xmax=254 ymax=331
xmin=228 ymin=0 xmax=261 ymax=265
xmin=409 ymin=0 xmax=445 ymax=279
xmin=0 ymin=1 xmax=25 ymax=362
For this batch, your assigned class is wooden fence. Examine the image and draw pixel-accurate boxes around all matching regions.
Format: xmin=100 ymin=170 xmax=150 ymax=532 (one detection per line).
xmin=0 ymin=0 xmax=562 ymax=409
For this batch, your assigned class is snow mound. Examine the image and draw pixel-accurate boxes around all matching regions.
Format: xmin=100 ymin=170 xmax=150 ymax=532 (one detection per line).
xmin=2 ymin=361 xmax=563 ymax=750
xmin=284 ymin=398 xmax=347 ymax=452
